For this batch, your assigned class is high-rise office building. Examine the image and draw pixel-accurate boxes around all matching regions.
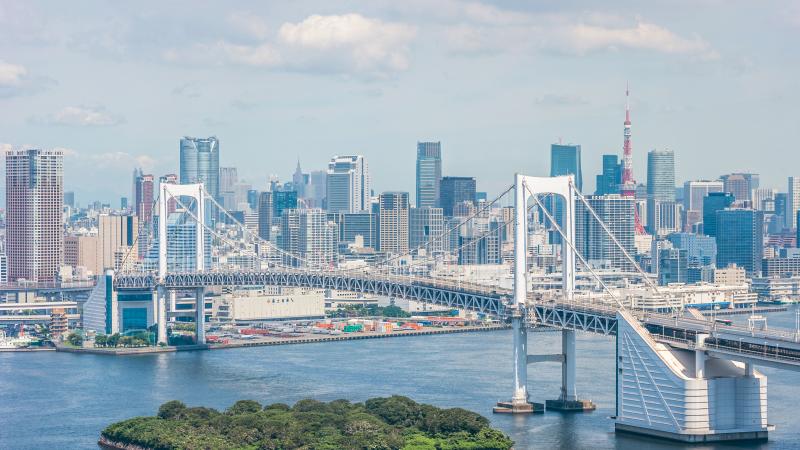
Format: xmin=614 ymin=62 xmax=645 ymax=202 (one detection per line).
xmin=338 ymin=212 xmax=378 ymax=249
xmin=273 ymin=190 xmax=298 ymax=219
xmin=133 ymin=169 xmax=155 ymax=224
xmin=775 ymin=192 xmax=788 ymax=226
xmin=457 ymin=217 xmax=503 ymax=265
xmin=703 ymin=192 xmax=735 ymax=237
xmin=180 ymin=136 xmax=220 ymax=221
xmin=416 ymin=142 xmax=442 ymax=208
xmin=716 ymin=209 xmax=763 ymax=276
xmin=378 ymin=192 xmax=409 ymax=254
xmin=550 ymin=143 xmax=583 ymax=191
xmin=683 ymin=180 xmax=723 ymax=232
xmin=145 ymin=213 xmax=211 ymax=273
xmin=721 ymin=173 xmax=759 ymax=204
xmin=666 ymin=232 xmax=717 ymax=267
xmin=257 ymin=192 xmax=272 ymax=240
xmin=787 ymin=177 xmax=800 ymax=230
xmin=98 ymin=214 xmax=138 ymax=271
xmin=575 ymin=194 xmax=636 ymax=271
xmin=646 ymin=149 xmax=675 ymax=234
xmin=5 ymin=149 xmax=64 ymax=283
xmin=595 ymin=154 xmax=621 ymax=196
xmin=440 ymin=176 xmax=476 ymax=217
xmin=219 ymin=166 xmax=238 ymax=211
xmin=64 ymin=235 xmax=99 ymax=274
xmin=752 ymin=188 xmax=777 ymax=212
xmin=658 ymin=248 xmax=688 ymax=285
xmin=409 ymin=207 xmax=445 ymax=254
xmin=326 ymin=155 xmax=371 ymax=214
xmin=64 ymin=191 xmax=75 ymax=209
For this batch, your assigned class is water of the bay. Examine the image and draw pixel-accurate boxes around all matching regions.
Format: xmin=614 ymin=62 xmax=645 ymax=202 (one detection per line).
xmin=2 ymin=308 xmax=800 ymax=450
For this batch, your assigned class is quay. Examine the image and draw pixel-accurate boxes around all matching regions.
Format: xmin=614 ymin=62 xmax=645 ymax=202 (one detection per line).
xmin=702 ymin=306 xmax=788 ymax=316
xmin=55 ymin=325 xmax=509 ymax=356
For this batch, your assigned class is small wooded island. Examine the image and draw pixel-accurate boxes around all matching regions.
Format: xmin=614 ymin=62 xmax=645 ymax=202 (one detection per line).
xmin=99 ymin=396 xmax=514 ymax=450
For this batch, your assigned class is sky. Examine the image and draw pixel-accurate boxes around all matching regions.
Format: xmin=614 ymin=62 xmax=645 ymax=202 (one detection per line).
xmin=1 ymin=0 xmax=799 ymax=205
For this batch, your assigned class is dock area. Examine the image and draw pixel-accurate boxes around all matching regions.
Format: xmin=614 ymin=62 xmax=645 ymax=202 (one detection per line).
xmin=209 ymin=324 xmax=509 ymax=350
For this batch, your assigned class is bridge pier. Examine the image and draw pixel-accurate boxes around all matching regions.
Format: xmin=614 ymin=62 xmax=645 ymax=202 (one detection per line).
xmin=156 ymin=287 xmax=167 ymax=345
xmin=494 ymin=307 xmax=544 ymax=414
xmin=545 ymin=329 xmax=596 ymax=412
xmin=195 ymin=287 xmax=205 ymax=345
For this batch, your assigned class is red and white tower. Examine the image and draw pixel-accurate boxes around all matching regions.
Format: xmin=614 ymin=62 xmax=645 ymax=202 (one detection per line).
xmin=620 ymin=84 xmax=636 ymax=197
xmin=619 ymin=84 xmax=645 ymax=234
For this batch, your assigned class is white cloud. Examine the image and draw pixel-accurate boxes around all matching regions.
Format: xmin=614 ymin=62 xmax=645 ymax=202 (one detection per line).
xmin=560 ymin=21 xmax=718 ymax=58
xmin=31 ymin=106 xmax=124 ymax=127
xmin=0 ymin=61 xmax=27 ymax=86
xmin=278 ymin=14 xmax=416 ymax=72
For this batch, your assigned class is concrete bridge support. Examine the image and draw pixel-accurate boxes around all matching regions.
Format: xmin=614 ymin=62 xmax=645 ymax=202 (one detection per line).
xmin=156 ymin=287 xmax=167 ymax=345
xmin=195 ymin=287 xmax=205 ymax=345
xmin=546 ymin=329 xmax=596 ymax=411
xmin=615 ymin=311 xmax=771 ymax=442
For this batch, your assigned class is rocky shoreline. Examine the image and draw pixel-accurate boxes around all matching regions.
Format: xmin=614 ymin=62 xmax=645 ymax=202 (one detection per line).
xmin=97 ymin=435 xmax=151 ymax=450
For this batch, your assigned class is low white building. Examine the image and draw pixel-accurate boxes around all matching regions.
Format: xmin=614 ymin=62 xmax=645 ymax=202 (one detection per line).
xmin=212 ymin=287 xmax=325 ymax=322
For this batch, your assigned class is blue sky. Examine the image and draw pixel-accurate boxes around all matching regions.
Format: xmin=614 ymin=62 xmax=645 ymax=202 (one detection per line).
xmin=1 ymin=0 xmax=799 ymax=205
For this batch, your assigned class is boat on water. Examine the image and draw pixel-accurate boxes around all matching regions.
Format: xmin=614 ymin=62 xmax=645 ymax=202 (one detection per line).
xmin=0 ymin=330 xmax=33 ymax=349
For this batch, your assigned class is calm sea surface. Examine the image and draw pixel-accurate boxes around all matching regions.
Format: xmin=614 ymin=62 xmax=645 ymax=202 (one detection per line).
xmin=1 ymin=308 xmax=799 ymax=450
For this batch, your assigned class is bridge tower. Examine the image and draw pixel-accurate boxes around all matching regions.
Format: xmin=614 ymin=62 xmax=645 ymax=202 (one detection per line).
xmin=494 ymin=174 xmax=595 ymax=413
xmin=156 ymin=183 xmax=206 ymax=345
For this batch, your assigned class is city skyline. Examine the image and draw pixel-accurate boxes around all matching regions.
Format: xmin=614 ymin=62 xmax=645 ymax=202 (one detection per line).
xmin=2 ymin=1 xmax=800 ymax=203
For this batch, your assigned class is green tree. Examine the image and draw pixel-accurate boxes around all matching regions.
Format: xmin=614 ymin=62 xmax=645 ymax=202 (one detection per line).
xmin=66 ymin=332 xmax=83 ymax=347
xmin=227 ymin=400 xmax=263 ymax=415
xmin=94 ymin=334 xmax=107 ymax=347
xmin=157 ymin=400 xmax=188 ymax=419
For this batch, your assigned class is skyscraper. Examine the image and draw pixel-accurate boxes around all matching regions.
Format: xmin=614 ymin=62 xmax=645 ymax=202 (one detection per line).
xmin=180 ymin=136 xmax=220 ymax=220
xmin=646 ymin=149 xmax=676 ymax=234
xmin=280 ymin=209 xmax=337 ymax=268
xmin=5 ymin=149 xmax=64 ymax=282
xmin=257 ymin=192 xmax=272 ymax=240
xmin=409 ymin=207 xmax=445 ymax=254
xmin=272 ymin=190 xmax=298 ymax=219
xmin=550 ymin=143 xmax=583 ymax=191
xmin=378 ymin=192 xmax=409 ymax=254
xmin=326 ymin=155 xmax=371 ymax=214
xmin=575 ymin=194 xmax=636 ymax=271
xmin=133 ymin=170 xmax=155 ymax=224
xmin=716 ymin=209 xmax=763 ymax=276
xmin=338 ymin=212 xmax=378 ymax=249
xmin=440 ymin=176 xmax=476 ymax=217
xmin=620 ymin=85 xmax=637 ymax=198
xmin=702 ymin=192 xmax=735 ymax=237
xmin=683 ymin=180 xmax=723 ymax=230
xmin=159 ymin=174 xmax=178 ymax=215
xmin=416 ymin=142 xmax=442 ymax=208
xmin=595 ymin=154 xmax=621 ymax=196
xmin=721 ymin=173 xmax=759 ymax=204
xmin=787 ymin=177 xmax=800 ymax=230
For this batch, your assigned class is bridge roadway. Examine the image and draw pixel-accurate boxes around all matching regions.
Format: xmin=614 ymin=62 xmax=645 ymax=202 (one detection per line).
xmin=114 ymin=269 xmax=800 ymax=370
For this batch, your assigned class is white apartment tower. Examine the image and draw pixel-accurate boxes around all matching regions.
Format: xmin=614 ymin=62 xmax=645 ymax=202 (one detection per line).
xmin=326 ymin=155 xmax=371 ymax=214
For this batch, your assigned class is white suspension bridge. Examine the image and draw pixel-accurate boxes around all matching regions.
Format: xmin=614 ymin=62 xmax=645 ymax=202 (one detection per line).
xmin=98 ymin=174 xmax=800 ymax=443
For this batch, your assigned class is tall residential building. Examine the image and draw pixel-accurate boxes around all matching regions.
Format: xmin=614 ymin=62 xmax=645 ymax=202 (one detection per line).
xmin=787 ymin=177 xmax=800 ymax=230
xmin=416 ymin=142 xmax=442 ymax=208
xmin=646 ymin=149 xmax=676 ymax=234
xmin=257 ymin=192 xmax=272 ymax=240
xmin=721 ymin=173 xmax=759 ymax=204
xmin=145 ymin=213 xmax=211 ymax=273
xmin=409 ymin=207 xmax=445 ymax=254
xmin=457 ymin=217 xmax=503 ymax=265
xmin=716 ymin=209 xmax=764 ymax=276
xmin=133 ymin=170 xmax=155 ymax=224
xmin=575 ymin=194 xmax=636 ymax=271
xmin=378 ymin=192 xmax=409 ymax=254
xmin=5 ymin=149 xmax=64 ymax=282
xmin=550 ymin=143 xmax=583 ymax=191
xmin=326 ymin=155 xmax=371 ymax=214
xmin=440 ymin=177 xmax=476 ymax=217
xmin=280 ymin=209 xmax=337 ymax=268
xmin=752 ymin=188 xmax=777 ymax=212
xmin=180 ymin=136 xmax=220 ymax=221
xmin=683 ymin=180 xmax=723 ymax=230
xmin=702 ymin=192 xmax=735 ymax=237
xmin=595 ymin=154 xmax=621 ymax=196
xmin=98 ymin=214 xmax=138 ymax=271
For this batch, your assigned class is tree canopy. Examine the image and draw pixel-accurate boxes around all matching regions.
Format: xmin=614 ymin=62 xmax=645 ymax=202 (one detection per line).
xmin=102 ymin=396 xmax=513 ymax=450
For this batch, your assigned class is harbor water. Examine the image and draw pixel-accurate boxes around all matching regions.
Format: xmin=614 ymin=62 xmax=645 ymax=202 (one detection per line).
xmin=1 ymin=307 xmax=799 ymax=449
